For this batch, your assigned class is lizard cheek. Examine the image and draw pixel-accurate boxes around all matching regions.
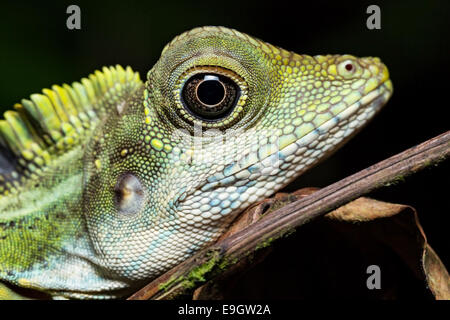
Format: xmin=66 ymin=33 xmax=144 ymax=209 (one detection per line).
xmin=114 ymin=173 xmax=145 ymax=216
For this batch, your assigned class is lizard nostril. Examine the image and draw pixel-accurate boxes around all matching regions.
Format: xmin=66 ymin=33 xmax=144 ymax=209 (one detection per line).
xmin=337 ymin=59 xmax=359 ymax=78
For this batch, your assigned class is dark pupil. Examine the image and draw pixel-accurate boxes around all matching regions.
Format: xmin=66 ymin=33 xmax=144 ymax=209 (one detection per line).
xmin=197 ymin=78 xmax=225 ymax=106
xmin=181 ymin=73 xmax=239 ymax=120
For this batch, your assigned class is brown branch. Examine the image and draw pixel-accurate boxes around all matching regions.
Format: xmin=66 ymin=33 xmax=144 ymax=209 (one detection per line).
xmin=128 ymin=130 xmax=450 ymax=300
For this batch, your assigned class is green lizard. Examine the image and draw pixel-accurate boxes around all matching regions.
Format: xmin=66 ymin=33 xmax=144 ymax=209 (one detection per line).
xmin=0 ymin=26 xmax=392 ymax=299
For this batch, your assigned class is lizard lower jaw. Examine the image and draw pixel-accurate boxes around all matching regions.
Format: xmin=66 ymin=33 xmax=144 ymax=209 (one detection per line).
xmin=362 ymin=79 xmax=393 ymax=110
xmin=177 ymin=78 xmax=394 ymax=249
xmin=198 ymin=78 xmax=393 ymax=196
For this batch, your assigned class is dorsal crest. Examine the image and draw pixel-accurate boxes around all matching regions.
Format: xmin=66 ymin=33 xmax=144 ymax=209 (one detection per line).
xmin=0 ymin=65 xmax=142 ymax=197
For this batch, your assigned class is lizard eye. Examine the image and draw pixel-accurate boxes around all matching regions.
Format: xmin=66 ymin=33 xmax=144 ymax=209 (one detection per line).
xmin=181 ymin=73 xmax=240 ymax=120
xmin=172 ymin=66 xmax=248 ymax=129
xmin=114 ymin=173 xmax=144 ymax=216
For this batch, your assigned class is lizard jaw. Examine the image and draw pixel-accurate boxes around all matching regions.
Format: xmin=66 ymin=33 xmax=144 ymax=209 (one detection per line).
xmin=197 ymin=78 xmax=393 ymax=195
xmin=173 ymin=78 xmax=393 ymax=257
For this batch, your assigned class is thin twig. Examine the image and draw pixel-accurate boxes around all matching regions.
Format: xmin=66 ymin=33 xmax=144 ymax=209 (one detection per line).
xmin=128 ymin=130 xmax=450 ymax=300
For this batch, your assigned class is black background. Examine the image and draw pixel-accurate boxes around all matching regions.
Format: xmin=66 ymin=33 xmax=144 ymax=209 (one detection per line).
xmin=0 ymin=0 xmax=448 ymax=299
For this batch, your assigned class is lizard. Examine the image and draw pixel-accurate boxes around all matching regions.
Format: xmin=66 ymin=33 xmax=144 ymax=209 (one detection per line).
xmin=0 ymin=26 xmax=392 ymax=299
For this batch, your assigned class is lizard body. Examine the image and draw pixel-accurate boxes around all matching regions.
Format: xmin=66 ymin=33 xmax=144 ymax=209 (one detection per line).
xmin=0 ymin=27 xmax=392 ymax=299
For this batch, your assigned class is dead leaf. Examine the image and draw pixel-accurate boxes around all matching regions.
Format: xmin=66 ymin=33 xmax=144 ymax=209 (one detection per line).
xmin=194 ymin=188 xmax=450 ymax=300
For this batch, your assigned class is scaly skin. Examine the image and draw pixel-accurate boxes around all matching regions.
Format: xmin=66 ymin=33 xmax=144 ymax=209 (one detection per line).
xmin=0 ymin=26 xmax=392 ymax=299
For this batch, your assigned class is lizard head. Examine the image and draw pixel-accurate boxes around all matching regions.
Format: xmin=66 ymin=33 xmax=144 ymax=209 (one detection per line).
xmin=82 ymin=27 xmax=393 ymax=284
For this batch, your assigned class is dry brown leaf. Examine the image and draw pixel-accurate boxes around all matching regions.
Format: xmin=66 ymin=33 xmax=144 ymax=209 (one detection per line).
xmin=327 ymin=196 xmax=449 ymax=299
xmin=194 ymin=188 xmax=450 ymax=300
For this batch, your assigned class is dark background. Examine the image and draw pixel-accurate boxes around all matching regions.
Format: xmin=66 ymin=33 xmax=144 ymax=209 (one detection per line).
xmin=0 ymin=0 xmax=448 ymax=299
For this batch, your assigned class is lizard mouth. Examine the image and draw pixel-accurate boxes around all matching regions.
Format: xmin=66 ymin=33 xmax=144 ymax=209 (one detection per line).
xmin=175 ymin=77 xmax=393 ymax=227
xmin=198 ymin=78 xmax=393 ymax=194
xmin=358 ymin=79 xmax=393 ymax=113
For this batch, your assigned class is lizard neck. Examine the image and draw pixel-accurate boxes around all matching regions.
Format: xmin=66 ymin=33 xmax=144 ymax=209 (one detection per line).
xmin=0 ymin=146 xmax=85 ymax=280
xmin=0 ymin=146 xmax=130 ymax=298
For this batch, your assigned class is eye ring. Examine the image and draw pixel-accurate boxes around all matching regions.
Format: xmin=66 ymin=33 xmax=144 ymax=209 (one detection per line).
xmin=172 ymin=66 xmax=248 ymax=129
xmin=114 ymin=173 xmax=145 ymax=217
xmin=181 ymin=73 xmax=240 ymax=121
